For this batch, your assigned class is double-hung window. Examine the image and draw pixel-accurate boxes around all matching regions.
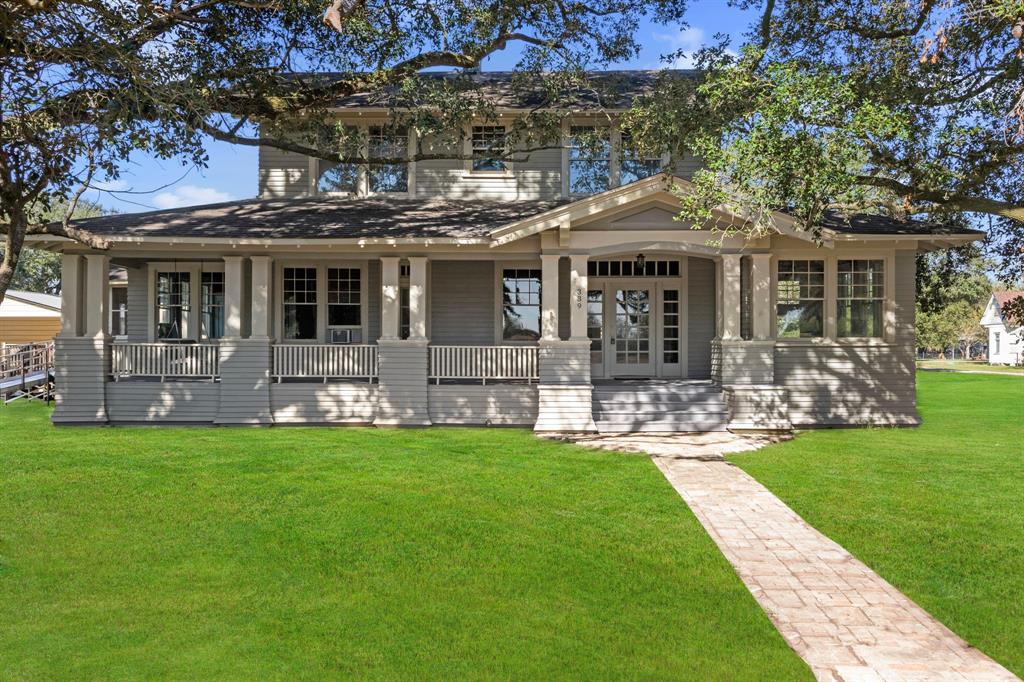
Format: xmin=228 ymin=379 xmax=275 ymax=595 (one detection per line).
xmin=568 ymin=126 xmax=610 ymax=195
xmin=471 ymin=125 xmax=507 ymax=172
xmin=317 ymin=125 xmax=361 ymax=194
xmin=501 ymin=268 xmax=541 ymax=341
xmin=619 ymin=130 xmax=662 ymax=185
xmin=837 ymin=259 xmax=885 ymax=338
xmin=327 ymin=267 xmax=361 ymax=328
xmin=156 ymin=272 xmax=191 ymax=340
xmin=201 ymin=272 xmax=225 ymax=339
xmin=367 ymin=125 xmax=408 ymax=193
xmin=283 ymin=267 xmax=318 ymax=340
xmin=776 ymin=260 xmax=825 ymax=338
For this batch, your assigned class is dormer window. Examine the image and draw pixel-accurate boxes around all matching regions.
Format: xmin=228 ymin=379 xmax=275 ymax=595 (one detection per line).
xmin=471 ymin=125 xmax=507 ymax=172
xmin=367 ymin=125 xmax=408 ymax=193
xmin=569 ymin=126 xmax=610 ymax=195
xmin=619 ymin=130 xmax=663 ymax=185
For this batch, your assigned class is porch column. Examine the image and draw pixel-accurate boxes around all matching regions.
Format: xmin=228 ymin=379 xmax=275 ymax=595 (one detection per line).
xmin=720 ymin=254 xmax=742 ymax=340
xmin=540 ymin=254 xmax=560 ymax=341
xmin=222 ymin=256 xmax=245 ymax=338
xmin=53 ymin=253 xmax=109 ymax=424
xmin=374 ymin=255 xmax=430 ymax=427
xmin=216 ymin=255 xmax=273 ymax=424
xmin=407 ymin=256 xmax=428 ymax=341
xmin=568 ymin=254 xmax=589 ymax=341
xmin=59 ymin=254 xmax=82 ymax=337
xmin=379 ymin=256 xmax=400 ymax=341
xmin=750 ymin=253 xmax=773 ymax=341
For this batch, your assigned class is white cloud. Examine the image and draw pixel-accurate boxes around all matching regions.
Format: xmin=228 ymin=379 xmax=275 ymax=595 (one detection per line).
xmin=92 ymin=178 xmax=130 ymax=192
xmin=656 ymin=27 xmax=707 ymax=69
xmin=152 ymin=184 xmax=233 ymax=209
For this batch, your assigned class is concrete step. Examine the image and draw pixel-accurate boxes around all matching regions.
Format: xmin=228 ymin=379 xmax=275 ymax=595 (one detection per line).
xmin=595 ymin=419 xmax=730 ymax=433
xmin=592 ymin=398 xmax=727 ymax=410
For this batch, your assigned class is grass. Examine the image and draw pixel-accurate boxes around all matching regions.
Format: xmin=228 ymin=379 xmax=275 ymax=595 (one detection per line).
xmin=731 ymin=372 xmax=1024 ymax=676
xmin=916 ymin=359 xmax=1023 ymax=374
xmin=0 ymin=403 xmax=810 ymax=681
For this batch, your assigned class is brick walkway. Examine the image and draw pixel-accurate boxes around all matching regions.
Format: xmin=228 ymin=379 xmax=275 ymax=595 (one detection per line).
xmin=653 ymin=455 xmax=1018 ymax=682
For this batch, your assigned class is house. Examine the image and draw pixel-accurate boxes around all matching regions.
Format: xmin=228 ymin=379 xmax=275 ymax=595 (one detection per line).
xmin=27 ymin=71 xmax=984 ymax=431
xmin=980 ymin=292 xmax=1023 ymax=366
xmin=0 ymin=290 xmax=61 ymax=344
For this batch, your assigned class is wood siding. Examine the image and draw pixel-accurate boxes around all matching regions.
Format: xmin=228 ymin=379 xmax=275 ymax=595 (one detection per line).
xmin=125 ymin=265 xmax=148 ymax=342
xmin=259 ymin=145 xmax=310 ymax=199
xmin=428 ymin=384 xmax=538 ymax=425
xmin=687 ymin=257 xmax=716 ymax=379
xmin=271 ymin=382 xmax=378 ymax=423
xmin=429 ymin=261 xmax=495 ymax=345
xmin=0 ymin=317 xmax=60 ymax=344
xmin=107 ymin=381 xmax=219 ymax=422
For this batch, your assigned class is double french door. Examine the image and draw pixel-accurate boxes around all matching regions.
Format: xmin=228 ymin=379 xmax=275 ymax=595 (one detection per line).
xmin=588 ymin=283 xmax=683 ymax=379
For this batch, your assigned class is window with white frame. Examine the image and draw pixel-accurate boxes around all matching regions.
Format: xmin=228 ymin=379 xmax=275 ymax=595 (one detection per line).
xmin=367 ymin=125 xmax=408 ymax=193
xmin=619 ymin=130 xmax=662 ymax=185
xmin=663 ymin=290 xmax=681 ymax=364
xmin=837 ymin=259 xmax=885 ymax=338
xmin=201 ymin=272 xmax=225 ymax=339
xmin=587 ymin=290 xmax=603 ymax=364
xmin=995 ymin=331 xmax=1001 ymax=354
xmin=317 ymin=125 xmax=361 ymax=194
xmin=471 ymin=125 xmax=507 ymax=172
xmin=501 ymin=268 xmax=541 ymax=341
xmin=327 ymin=267 xmax=361 ymax=328
xmin=156 ymin=272 xmax=191 ymax=340
xmin=569 ymin=126 xmax=610 ymax=195
xmin=399 ymin=261 xmax=411 ymax=340
xmin=776 ymin=260 xmax=825 ymax=338
xmin=283 ymin=267 xmax=318 ymax=340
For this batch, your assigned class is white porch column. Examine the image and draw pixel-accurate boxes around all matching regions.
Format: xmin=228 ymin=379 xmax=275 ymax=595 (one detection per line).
xmin=223 ymin=256 xmax=245 ymax=338
xmin=540 ymin=254 xmax=560 ymax=341
xmin=750 ymin=253 xmax=773 ymax=341
xmin=83 ymin=254 xmax=110 ymax=338
xmin=59 ymin=254 xmax=82 ymax=337
xmin=569 ymin=254 xmax=589 ymax=341
xmin=407 ymin=256 xmax=428 ymax=341
xmin=720 ymin=254 xmax=742 ymax=340
xmin=250 ymin=255 xmax=273 ymax=338
xmin=379 ymin=257 xmax=400 ymax=340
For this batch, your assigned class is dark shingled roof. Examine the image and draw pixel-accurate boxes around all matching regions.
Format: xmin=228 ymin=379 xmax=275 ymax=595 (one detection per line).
xmin=819 ymin=211 xmax=984 ymax=236
xmin=291 ymin=70 xmax=697 ymax=110
xmin=66 ymin=197 xmax=572 ymax=240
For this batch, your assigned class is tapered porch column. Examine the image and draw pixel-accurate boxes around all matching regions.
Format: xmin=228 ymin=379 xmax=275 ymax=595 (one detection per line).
xmin=750 ymin=253 xmax=773 ymax=341
xmin=53 ymin=253 xmax=109 ymax=423
xmin=375 ymin=256 xmax=430 ymax=427
xmin=216 ymin=255 xmax=273 ymax=424
xmin=720 ymin=254 xmax=742 ymax=341
xmin=535 ymin=253 xmax=596 ymax=433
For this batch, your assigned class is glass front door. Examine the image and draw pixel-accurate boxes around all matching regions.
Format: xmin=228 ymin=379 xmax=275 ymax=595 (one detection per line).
xmin=611 ymin=288 xmax=655 ymax=376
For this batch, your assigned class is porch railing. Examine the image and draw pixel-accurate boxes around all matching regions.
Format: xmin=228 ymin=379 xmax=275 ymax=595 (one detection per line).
xmin=273 ymin=344 xmax=378 ymax=381
xmin=429 ymin=345 xmax=538 ymax=384
xmin=1 ymin=342 xmax=54 ymax=382
xmin=111 ymin=343 xmax=220 ymax=380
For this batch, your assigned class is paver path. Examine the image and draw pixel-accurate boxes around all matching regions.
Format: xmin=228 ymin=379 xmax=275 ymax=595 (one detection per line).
xmin=653 ymin=455 xmax=1018 ymax=682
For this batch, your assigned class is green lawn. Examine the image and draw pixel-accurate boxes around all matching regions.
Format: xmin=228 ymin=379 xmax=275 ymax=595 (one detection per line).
xmin=731 ymin=372 xmax=1024 ymax=676
xmin=916 ymin=359 xmax=1024 ymax=374
xmin=0 ymin=403 xmax=810 ymax=681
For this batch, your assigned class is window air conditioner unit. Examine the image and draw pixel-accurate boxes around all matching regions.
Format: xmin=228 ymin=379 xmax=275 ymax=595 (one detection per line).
xmin=328 ymin=329 xmax=362 ymax=344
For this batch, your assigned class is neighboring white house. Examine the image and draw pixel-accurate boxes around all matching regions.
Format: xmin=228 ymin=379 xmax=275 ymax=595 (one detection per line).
xmin=26 ymin=71 xmax=986 ymax=431
xmin=980 ymin=291 xmax=1023 ymax=366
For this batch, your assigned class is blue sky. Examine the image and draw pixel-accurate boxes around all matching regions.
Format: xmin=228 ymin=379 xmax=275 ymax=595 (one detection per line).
xmin=92 ymin=2 xmax=754 ymax=214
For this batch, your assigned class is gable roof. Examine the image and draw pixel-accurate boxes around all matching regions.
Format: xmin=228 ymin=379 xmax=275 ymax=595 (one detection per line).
xmin=994 ymin=291 xmax=1023 ymax=310
xmin=291 ymin=69 xmax=696 ymax=111
xmin=4 ymin=290 xmax=61 ymax=312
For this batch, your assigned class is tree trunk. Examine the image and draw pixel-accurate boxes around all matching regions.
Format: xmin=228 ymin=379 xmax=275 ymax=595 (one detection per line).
xmin=0 ymin=206 xmax=29 ymax=307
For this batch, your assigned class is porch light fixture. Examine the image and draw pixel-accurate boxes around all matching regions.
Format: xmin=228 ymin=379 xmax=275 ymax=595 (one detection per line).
xmin=634 ymin=253 xmax=646 ymax=273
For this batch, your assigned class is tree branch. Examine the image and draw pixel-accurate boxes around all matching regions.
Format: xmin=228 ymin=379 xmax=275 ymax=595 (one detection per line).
xmin=855 ymin=175 xmax=1024 ymax=222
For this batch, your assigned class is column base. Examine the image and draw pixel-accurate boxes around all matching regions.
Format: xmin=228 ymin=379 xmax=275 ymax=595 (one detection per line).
xmin=214 ymin=337 xmax=274 ymax=425
xmin=52 ymin=335 xmax=109 ymax=425
xmin=374 ymin=339 xmax=431 ymax=427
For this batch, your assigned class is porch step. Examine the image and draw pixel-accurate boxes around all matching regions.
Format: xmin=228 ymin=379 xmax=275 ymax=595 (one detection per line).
xmin=591 ymin=380 xmax=729 ymax=433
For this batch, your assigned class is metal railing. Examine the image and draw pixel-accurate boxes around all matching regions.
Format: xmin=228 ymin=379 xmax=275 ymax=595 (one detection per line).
xmin=273 ymin=344 xmax=378 ymax=381
xmin=111 ymin=343 xmax=220 ymax=380
xmin=429 ymin=345 xmax=538 ymax=384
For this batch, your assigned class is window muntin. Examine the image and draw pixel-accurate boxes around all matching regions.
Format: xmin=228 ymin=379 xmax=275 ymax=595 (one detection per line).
xmin=587 ymin=259 xmax=680 ymax=278
xmin=110 ymin=287 xmax=127 ymax=337
xmin=587 ymin=289 xmax=603 ymax=364
xmin=367 ymin=126 xmax=408 ymax=193
xmin=501 ymin=268 xmax=541 ymax=341
xmin=283 ymin=267 xmax=318 ymax=340
xmin=776 ymin=260 xmax=825 ymax=338
xmin=619 ymin=130 xmax=662 ymax=185
xmin=740 ymin=257 xmax=753 ymax=341
xmin=201 ymin=272 xmax=225 ymax=340
xmin=569 ymin=126 xmax=611 ymax=195
xmin=663 ymin=289 xmax=680 ymax=364
xmin=317 ymin=125 xmax=361 ymax=194
xmin=615 ymin=289 xmax=651 ymax=364
xmin=995 ymin=331 xmax=1001 ymax=354
xmin=471 ymin=125 xmax=507 ymax=172
xmin=837 ymin=259 xmax=885 ymax=338
xmin=327 ymin=267 xmax=361 ymax=327
xmin=156 ymin=272 xmax=191 ymax=340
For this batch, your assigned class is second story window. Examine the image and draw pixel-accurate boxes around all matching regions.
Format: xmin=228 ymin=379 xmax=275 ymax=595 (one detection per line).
xmin=471 ymin=125 xmax=507 ymax=172
xmin=619 ymin=131 xmax=662 ymax=185
xmin=318 ymin=125 xmax=360 ymax=194
xmin=368 ymin=126 xmax=408 ymax=193
xmin=569 ymin=126 xmax=610 ymax=195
